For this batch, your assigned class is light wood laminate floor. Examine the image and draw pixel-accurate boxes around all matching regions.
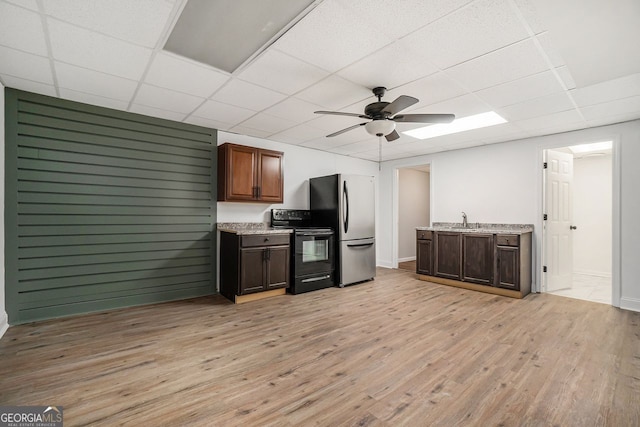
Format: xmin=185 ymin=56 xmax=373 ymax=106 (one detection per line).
xmin=1 ymin=267 xmax=638 ymax=426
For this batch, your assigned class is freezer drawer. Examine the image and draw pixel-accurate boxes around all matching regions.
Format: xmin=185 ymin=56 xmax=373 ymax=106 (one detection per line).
xmin=340 ymin=238 xmax=376 ymax=286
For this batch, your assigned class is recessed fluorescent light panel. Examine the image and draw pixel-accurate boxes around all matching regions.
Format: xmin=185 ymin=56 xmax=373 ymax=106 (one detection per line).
xmin=402 ymin=111 xmax=507 ymax=140
xmin=165 ymin=0 xmax=318 ymax=74
xmin=568 ymin=141 xmax=612 ymax=154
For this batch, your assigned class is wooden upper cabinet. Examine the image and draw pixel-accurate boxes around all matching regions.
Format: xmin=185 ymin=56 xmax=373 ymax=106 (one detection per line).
xmin=218 ymin=143 xmax=284 ymax=203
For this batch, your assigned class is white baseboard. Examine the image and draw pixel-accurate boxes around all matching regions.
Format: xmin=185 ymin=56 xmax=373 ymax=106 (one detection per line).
xmin=573 ymin=270 xmax=612 ymax=278
xmin=620 ymin=297 xmax=640 ymax=313
xmin=377 ymin=260 xmax=393 ymax=269
xmin=398 ymin=256 xmax=416 ymax=263
xmin=0 ymin=311 xmax=8 ymax=340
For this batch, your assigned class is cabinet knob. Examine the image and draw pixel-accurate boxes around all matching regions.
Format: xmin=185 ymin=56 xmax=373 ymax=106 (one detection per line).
xmin=264 ymin=237 xmax=270 ymax=242
xmin=569 ymin=225 xmax=577 ymax=230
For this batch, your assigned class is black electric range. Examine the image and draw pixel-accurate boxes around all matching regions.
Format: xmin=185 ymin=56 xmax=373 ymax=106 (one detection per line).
xmin=271 ymin=209 xmax=335 ymax=294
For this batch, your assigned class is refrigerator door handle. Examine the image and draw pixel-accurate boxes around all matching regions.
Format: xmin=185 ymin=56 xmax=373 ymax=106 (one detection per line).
xmin=343 ymin=181 xmax=349 ymax=233
xmin=346 ymin=242 xmax=374 ymax=248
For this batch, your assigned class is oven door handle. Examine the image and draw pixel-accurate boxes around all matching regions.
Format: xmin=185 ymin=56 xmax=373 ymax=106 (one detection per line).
xmin=298 ymin=232 xmax=333 ymax=237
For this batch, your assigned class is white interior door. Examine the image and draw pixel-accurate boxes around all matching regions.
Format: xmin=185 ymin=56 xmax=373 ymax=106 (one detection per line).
xmin=544 ymin=149 xmax=574 ymax=292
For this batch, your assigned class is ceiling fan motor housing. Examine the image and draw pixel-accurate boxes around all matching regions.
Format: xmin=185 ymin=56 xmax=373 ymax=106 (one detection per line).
xmin=365 ymin=102 xmax=391 ymax=119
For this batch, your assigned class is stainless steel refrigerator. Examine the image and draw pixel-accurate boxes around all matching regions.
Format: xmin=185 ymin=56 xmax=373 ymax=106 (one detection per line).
xmin=310 ymin=174 xmax=375 ymax=287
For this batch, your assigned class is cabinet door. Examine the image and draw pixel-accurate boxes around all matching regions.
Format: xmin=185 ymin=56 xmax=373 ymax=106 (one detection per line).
xmin=462 ymin=234 xmax=494 ymax=285
xmin=227 ymin=145 xmax=258 ymax=201
xmin=266 ymin=246 xmax=289 ymax=289
xmin=417 ymin=239 xmax=433 ymax=275
xmin=434 ymin=232 xmax=461 ymax=280
xmin=496 ymin=246 xmax=519 ymax=290
xmin=258 ymin=150 xmax=284 ymax=203
xmin=239 ymin=248 xmax=266 ymax=294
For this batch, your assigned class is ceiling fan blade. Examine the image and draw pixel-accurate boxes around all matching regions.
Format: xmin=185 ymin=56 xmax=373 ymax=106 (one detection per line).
xmin=385 ymin=130 xmax=400 ymax=142
xmin=381 ymin=95 xmax=419 ymax=115
xmin=393 ymin=113 xmax=455 ymax=123
xmin=315 ymin=110 xmax=369 ymax=119
xmin=326 ymin=122 xmax=367 ymax=137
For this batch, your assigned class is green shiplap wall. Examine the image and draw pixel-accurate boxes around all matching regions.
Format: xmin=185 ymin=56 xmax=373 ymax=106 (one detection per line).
xmin=4 ymin=89 xmax=217 ymax=324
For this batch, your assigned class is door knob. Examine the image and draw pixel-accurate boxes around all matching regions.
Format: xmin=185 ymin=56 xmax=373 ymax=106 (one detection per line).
xmin=569 ymin=225 xmax=577 ymax=230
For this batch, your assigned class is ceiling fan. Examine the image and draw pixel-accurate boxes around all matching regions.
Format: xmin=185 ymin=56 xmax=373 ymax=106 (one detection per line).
xmin=314 ymin=87 xmax=456 ymax=142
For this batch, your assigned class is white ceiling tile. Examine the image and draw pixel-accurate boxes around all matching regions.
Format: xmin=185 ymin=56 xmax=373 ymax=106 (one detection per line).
xmin=445 ymin=38 xmax=550 ymax=91
xmin=532 ymin=0 xmax=640 ymax=87
xmin=237 ymin=113 xmax=297 ymax=135
xmin=341 ymin=0 xmax=474 ymax=40
xmin=511 ymin=0 xmax=547 ymax=34
xmin=0 ymin=2 xmax=47 ymax=55
xmin=405 ymin=0 xmax=529 ymax=70
xmin=145 ymin=52 xmax=229 ymax=97
xmin=47 ymin=18 xmax=152 ymax=80
xmin=134 ymin=84 xmax=204 ymax=114
xmin=337 ymin=39 xmax=440 ymax=90
xmin=330 ymin=139 xmax=378 ymax=155
xmin=535 ymin=32 xmax=565 ymax=68
xmin=211 ymin=79 xmax=286 ymax=111
xmin=273 ymin=1 xmax=390 ymax=73
xmin=129 ymin=104 xmax=187 ymax=122
xmin=5 ymin=0 xmax=39 ymax=11
xmin=444 ymin=140 xmax=490 ymax=150
xmin=475 ymin=71 xmax=564 ymax=108
xmin=262 ymin=97 xmax=323 ymax=123
xmin=395 ymin=72 xmax=468 ymax=110
xmin=269 ymin=124 xmax=328 ymax=144
xmin=191 ymin=99 xmax=256 ymax=126
xmin=184 ymin=115 xmax=234 ymax=131
xmin=1 ymin=74 xmax=56 ymax=96
xmin=515 ymin=109 xmax=585 ymax=132
xmin=59 ymin=88 xmax=129 ymax=111
xmin=296 ymin=75 xmax=371 ymax=110
xmin=55 ymin=61 xmax=137 ymax=101
xmin=237 ymin=49 xmax=328 ymax=95
xmin=43 ymin=0 xmax=175 ymax=48
xmin=555 ymin=66 xmax=576 ymax=90
xmin=0 ymin=45 xmax=53 ymax=84
xmin=228 ymin=125 xmax=273 ymax=139
xmin=586 ymin=111 xmax=640 ymax=128
xmin=571 ymin=73 xmax=640 ymax=107
xmin=580 ymin=96 xmax=640 ymax=121
xmin=414 ymin=94 xmax=493 ymax=119
xmin=498 ymin=92 xmax=574 ymax=121
xmin=306 ymin=114 xmax=366 ymax=133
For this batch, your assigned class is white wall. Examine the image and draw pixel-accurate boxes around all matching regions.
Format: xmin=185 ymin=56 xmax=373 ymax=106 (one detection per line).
xmin=216 ymin=131 xmax=379 ymax=223
xmin=1 ymin=83 xmax=7 ymax=338
xmin=379 ymin=120 xmax=640 ymax=312
xmin=573 ymin=153 xmax=612 ymax=276
xmin=398 ymin=168 xmax=429 ymax=260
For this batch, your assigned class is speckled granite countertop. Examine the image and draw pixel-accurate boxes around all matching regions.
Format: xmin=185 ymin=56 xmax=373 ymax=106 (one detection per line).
xmin=217 ymin=222 xmax=293 ymax=235
xmin=417 ymin=222 xmax=534 ymax=234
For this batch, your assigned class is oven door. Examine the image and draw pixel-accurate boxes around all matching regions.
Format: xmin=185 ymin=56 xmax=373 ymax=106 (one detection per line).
xmin=295 ymin=231 xmax=334 ymax=276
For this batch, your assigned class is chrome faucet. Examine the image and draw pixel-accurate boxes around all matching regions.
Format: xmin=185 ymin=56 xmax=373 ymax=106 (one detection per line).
xmin=462 ymin=211 xmax=468 ymax=228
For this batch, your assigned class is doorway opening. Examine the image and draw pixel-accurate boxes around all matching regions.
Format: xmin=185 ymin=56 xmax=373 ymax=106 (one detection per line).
xmin=542 ymin=141 xmax=613 ymax=304
xmin=395 ymin=164 xmax=431 ymax=272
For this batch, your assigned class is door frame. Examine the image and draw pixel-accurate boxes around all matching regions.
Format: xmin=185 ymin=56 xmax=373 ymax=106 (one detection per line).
xmin=537 ymin=136 xmax=621 ymax=307
xmin=392 ymin=162 xmax=433 ymax=269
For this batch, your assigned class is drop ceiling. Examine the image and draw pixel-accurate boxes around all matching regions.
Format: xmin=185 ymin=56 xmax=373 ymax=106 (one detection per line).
xmin=1 ymin=0 xmax=639 ymax=162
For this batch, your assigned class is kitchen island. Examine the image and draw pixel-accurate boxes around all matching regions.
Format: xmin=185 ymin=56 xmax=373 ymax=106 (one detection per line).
xmin=416 ymin=223 xmax=533 ymax=298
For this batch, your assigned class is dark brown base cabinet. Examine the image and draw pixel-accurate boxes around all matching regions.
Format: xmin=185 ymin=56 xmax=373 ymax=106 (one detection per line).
xmin=417 ymin=230 xmax=532 ymax=297
xmin=416 ymin=230 xmax=433 ymax=275
xmin=220 ymin=232 xmax=290 ymax=302
xmin=434 ymin=232 xmax=462 ymax=280
xmin=462 ymin=234 xmax=494 ymax=285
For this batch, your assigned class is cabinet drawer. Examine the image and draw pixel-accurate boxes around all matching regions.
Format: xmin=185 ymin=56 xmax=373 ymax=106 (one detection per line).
xmin=496 ymin=234 xmax=519 ymax=247
xmin=241 ymin=234 xmax=290 ymax=248
xmin=417 ymin=230 xmax=433 ymax=240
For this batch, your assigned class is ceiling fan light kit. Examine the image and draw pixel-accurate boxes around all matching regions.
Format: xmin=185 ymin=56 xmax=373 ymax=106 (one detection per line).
xmin=314 ymin=86 xmax=455 ymax=142
xmin=365 ymin=120 xmax=396 ymax=137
